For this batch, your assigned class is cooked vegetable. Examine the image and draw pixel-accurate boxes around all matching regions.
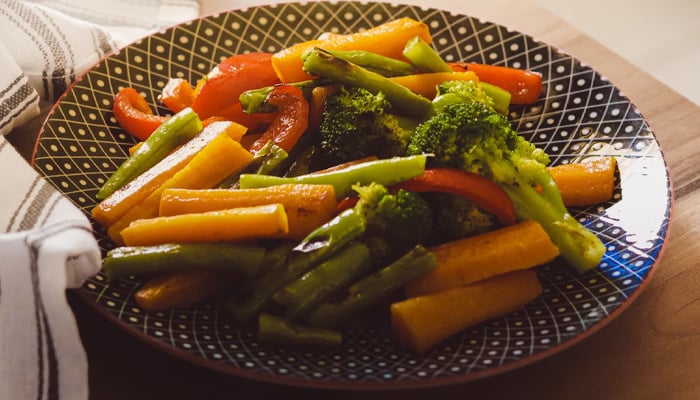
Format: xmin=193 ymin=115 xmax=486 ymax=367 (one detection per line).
xmin=402 ymin=36 xmax=452 ymax=73
xmin=389 ymin=71 xmax=479 ymax=99
xmin=450 ymin=62 xmax=543 ymax=104
xmin=423 ymin=192 xmax=500 ymax=243
xmin=323 ymin=49 xmax=416 ymax=77
xmin=238 ymin=154 xmax=428 ymax=199
xmin=302 ymin=47 xmax=433 ymax=116
xmin=159 ymin=184 xmax=337 ymax=239
xmin=96 ymin=107 xmax=202 ymax=200
xmin=107 ymin=132 xmax=254 ymax=243
xmin=317 ymin=86 xmax=418 ymax=166
xmin=270 ymin=241 xmax=372 ymax=320
xmin=224 ymin=209 xmax=365 ymax=323
xmin=391 ymin=269 xmax=543 ymax=354
xmin=394 ymin=167 xmax=516 ymax=226
xmin=406 ymin=81 xmax=605 ymax=273
xmin=404 ymin=220 xmax=559 ymax=297
xmin=247 ymin=85 xmax=309 ymax=154
xmin=271 ymin=17 xmax=431 ymax=83
xmin=112 ymin=87 xmax=169 ymax=141
xmin=352 ymin=182 xmax=433 ymax=265
xmin=159 ymin=78 xmax=195 ymax=113
xmin=102 ymin=242 xmax=266 ymax=280
xmin=120 ymin=204 xmax=289 ymax=246
xmin=303 ymin=245 xmax=437 ymax=329
xmin=547 ymin=157 xmax=617 ymax=206
xmin=257 ymin=313 xmax=342 ymax=348
xmin=93 ymin=121 xmax=246 ymax=227
xmin=135 ymin=269 xmax=236 ymax=312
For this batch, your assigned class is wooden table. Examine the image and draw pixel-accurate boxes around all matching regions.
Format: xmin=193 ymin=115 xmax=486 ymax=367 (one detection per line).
xmin=10 ymin=1 xmax=700 ymax=399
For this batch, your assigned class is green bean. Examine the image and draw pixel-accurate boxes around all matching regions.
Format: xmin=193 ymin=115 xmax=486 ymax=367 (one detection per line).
xmin=324 ymin=49 xmax=416 ymax=77
xmin=257 ymin=313 xmax=341 ymax=348
xmin=97 ymin=107 xmax=202 ymax=199
xmin=402 ymin=36 xmax=453 ymax=73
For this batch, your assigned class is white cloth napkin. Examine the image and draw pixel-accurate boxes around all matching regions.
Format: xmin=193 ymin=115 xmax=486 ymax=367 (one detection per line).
xmin=0 ymin=1 xmax=199 ymax=399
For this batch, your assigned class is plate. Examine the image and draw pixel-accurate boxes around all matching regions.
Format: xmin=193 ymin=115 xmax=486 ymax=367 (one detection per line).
xmin=32 ymin=1 xmax=671 ymax=389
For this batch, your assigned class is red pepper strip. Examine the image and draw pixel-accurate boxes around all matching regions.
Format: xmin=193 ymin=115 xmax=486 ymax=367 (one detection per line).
xmin=191 ymin=52 xmax=280 ymax=120
xmin=159 ymin=78 xmax=194 ymax=113
xmin=393 ymin=168 xmax=517 ymax=226
xmin=213 ymin=102 xmax=276 ymax=133
xmin=449 ymin=62 xmax=542 ymax=104
xmin=248 ymin=85 xmax=309 ymax=154
xmin=112 ymin=87 xmax=169 ymax=140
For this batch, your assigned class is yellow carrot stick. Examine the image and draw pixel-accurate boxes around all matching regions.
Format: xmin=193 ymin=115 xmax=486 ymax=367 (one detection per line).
xmin=159 ymin=184 xmax=337 ymax=239
xmin=93 ymin=121 xmax=248 ymax=228
xmin=548 ymin=157 xmax=617 ymax=207
xmin=107 ymin=131 xmax=253 ymax=244
xmin=391 ymin=269 xmax=543 ymax=354
xmin=404 ymin=220 xmax=559 ymax=297
xmin=390 ymin=71 xmax=479 ymax=98
xmin=120 ymin=204 xmax=288 ymax=246
xmin=272 ymin=17 xmax=432 ymax=83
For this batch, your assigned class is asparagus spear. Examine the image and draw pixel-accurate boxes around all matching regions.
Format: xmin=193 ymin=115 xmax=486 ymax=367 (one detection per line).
xmin=402 ymin=36 xmax=453 ymax=73
xmin=324 ymin=49 xmax=416 ymax=77
xmin=257 ymin=313 xmax=341 ymax=348
xmin=304 ymin=245 xmax=437 ymax=329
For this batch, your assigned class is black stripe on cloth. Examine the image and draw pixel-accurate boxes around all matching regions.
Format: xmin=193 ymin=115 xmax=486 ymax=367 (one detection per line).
xmin=2 ymin=174 xmax=41 ymax=233
xmin=30 ymin=5 xmax=71 ymax=103
xmin=0 ymin=76 xmax=40 ymax=132
xmin=19 ymin=181 xmax=60 ymax=231
xmin=25 ymin=220 xmax=90 ymax=400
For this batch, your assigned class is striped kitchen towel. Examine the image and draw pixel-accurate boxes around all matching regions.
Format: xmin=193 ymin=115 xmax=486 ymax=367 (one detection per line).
xmin=0 ymin=1 xmax=199 ymax=399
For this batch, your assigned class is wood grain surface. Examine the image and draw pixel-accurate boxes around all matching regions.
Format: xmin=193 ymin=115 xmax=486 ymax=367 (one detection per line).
xmin=10 ymin=1 xmax=699 ymax=399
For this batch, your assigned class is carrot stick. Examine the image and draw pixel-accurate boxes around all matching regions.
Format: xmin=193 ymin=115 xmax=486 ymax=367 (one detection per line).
xmin=120 ymin=204 xmax=288 ymax=246
xmin=93 ymin=121 xmax=247 ymax=228
xmin=135 ymin=269 xmax=236 ymax=312
xmin=548 ymin=157 xmax=617 ymax=207
xmin=391 ymin=269 xmax=543 ymax=354
xmin=272 ymin=17 xmax=431 ymax=83
xmin=404 ymin=220 xmax=558 ymax=297
xmin=107 ymin=131 xmax=253 ymax=244
xmin=159 ymin=184 xmax=337 ymax=239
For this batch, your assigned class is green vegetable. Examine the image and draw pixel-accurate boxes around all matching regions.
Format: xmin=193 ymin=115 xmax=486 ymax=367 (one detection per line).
xmin=218 ymin=140 xmax=289 ymax=189
xmin=96 ymin=107 xmax=202 ymax=199
xmin=424 ymin=192 xmax=498 ymax=244
xmin=102 ymin=242 xmax=266 ymax=281
xmin=324 ymin=49 xmax=416 ymax=77
xmin=353 ymin=182 xmax=433 ymax=265
xmin=238 ymin=154 xmax=428 ymax=199
xmin=302 ymin=47 xmax=432 ymax=116
xmin=318 ymin=86 xmax=418 ymax=166
xmin=223 ymin=209 xmax=365 ymax=324
xmin=239 ymin=79 xmax=329 ymax=114
xmin=257 ymin=313 xmax=341 ymax=348
xmin=402 ymin=36 xmax=452 ymax=73
xmin=304 ymin=245 xmax=438 ymax=329
xmin=407 ymin=90 xmax=605 ymax=273
xmin=270 ymin=241 xmax=372 ymax=320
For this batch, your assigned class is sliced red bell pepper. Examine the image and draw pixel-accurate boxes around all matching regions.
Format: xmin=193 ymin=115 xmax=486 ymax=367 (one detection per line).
xmin=159 ymin=78 xmax=195 ymax=113
xmin=449 ymin=62 xmax=542 ymax=105
xmin=112 ymin=87 xmax=169 ymax=140
xmin=212 ymin=102 xmax=276 ymax=133
xmin=248 ymin=85 xmax=309 ymax=154
xmin=191 ymin=52 xmax=280 ymax=120
xmin=395 ymin=168 xmax=516 ymax=225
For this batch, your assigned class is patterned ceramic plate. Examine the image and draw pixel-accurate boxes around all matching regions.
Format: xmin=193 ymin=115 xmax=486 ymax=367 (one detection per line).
xmin=32 ymin=1 xmax=671 ymax=389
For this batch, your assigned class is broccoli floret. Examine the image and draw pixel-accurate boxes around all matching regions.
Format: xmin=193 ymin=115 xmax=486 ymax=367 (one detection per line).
xmin=424 ymin=192 xmax=498 ymax=244
xmin=352 ymin=182 xmax=433 ymax=265
xmin=318 ymin=87 xmax=418 ymax=167
xmin=407 ymin=98 xmax=605 ymax=274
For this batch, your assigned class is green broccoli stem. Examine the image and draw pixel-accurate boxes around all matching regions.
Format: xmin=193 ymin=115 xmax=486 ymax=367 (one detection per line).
xmin=500 ymin=166 xmax=606 ymax=274
xmin=302 ymin=47 xmax=432 ymax=116
xmin=271 ymin=241 xmax=372 ymax=320
xmin=402 ymin=36 xmax=453 ymax=73
xmin=238 ymin=154 xmax=428 ymax=198
xmin=324 ymin=49 xmax=416 ymax=77
xmin=223 ymin=209 xmax=365 ymax=324
xmin=257 ymin=313 xmax=342 ymax=348
xmin=303 ymin=245 xmax=438 ymax=329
